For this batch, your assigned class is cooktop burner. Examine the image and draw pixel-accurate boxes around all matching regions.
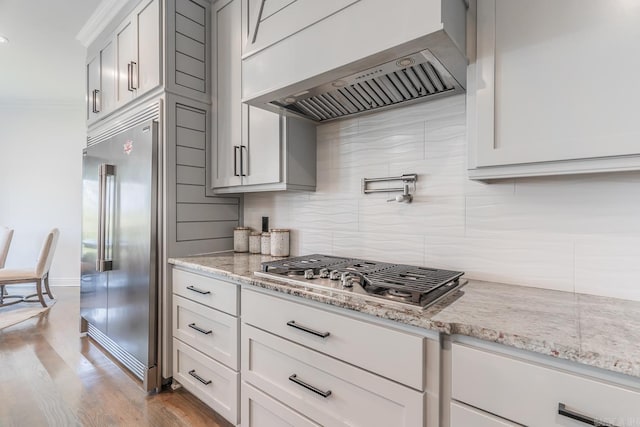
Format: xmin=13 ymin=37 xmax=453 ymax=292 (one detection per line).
xmin=256 ymin=254 xmax=465 ymax=308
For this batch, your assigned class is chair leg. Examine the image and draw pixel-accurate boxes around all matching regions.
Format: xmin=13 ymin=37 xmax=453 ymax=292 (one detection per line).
xmin=44 ymin=276 xmax=54 ymax=300
xmin=35 ymin=279 xmax=47 ymax=308
xmin=0 ymin=285 xmax=4 ymax=304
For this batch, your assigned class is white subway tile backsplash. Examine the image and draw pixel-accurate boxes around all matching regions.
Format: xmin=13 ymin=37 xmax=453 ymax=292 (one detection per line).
xmin=299 ymin=231 xmax=332 ymax=255
xmin=575 ymin=237 xmax=640 ymax=301
xmin=358 ymin=196 xmax=465 ymax=237
xmin=289 ymin=196 xmax=359 ymax=232
xmin=243 ymin=94 xmax=637 ymax=301
xmin=424 ymin=235 xmax=575 ymax=292
xmin=335 ymin=120 xmax=425 ymax=169
xmin=466 ymin=192 xmax=640 ymax=237
xmin=332 ymin=232 xmax=425 ymax=266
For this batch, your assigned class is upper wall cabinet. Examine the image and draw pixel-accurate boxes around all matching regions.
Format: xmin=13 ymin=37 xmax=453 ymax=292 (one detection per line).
xmin=468 ymin=0 xmax=640 ymax=179
xmin=86 ymin=41 xmax=116 ymax=121
xmin=210 ymin=0 xmax=316 ymax=194
xmin=86 ymin=0 xmax=211 ymax=125
xmin=115 ymin=0 xmax=161 ymax=107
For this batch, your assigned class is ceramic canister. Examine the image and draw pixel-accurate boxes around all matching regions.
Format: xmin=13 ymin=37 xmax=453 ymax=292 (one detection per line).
xmin=233 ymin=227 xmax=251 ymax=252
xmin=249 ymin=232 xmax=262 ymax=254
xmin=270 ymin=229 xmax=290 ymax=257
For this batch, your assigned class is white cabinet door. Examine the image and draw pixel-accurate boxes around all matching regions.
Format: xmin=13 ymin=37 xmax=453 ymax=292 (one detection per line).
xmin=87 ymin=54 xmax=100 ymax=121
xmin=116 ymin=18 xmax=136 ymax=106
xmin=471 ymin=0 xmax=640 ymax=177
xmin=100 ymin=40 xmax=116 ymax=116
xmin=212 ymin=0 xmax=243 ymax=188
xmin=243 ymin=106 xmax=281 ymax=186
xmin=136 ymin=0 xmax=161 ymax=95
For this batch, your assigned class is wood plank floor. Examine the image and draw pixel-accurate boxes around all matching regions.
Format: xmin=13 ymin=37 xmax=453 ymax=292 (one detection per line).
xmin=0 ymin=286 xmax=233 ymax=427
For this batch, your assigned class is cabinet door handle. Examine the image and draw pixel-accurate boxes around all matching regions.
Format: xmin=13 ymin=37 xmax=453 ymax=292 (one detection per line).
xmin=186 ymin=285 xmax=211 ymax=295
xmin=130 ymin=61 xmax=138 ymax=90
xmin=240 ymin=146 xmax=247 ymax=176
xmin=188 ymin=369 xmax=212 ymax=385
xmin=289 ymin=374 xmax=331 ymax=398
xmin=127 ymin=62 xmax=133 ymax=91
xmin=188 ymin=323 xmax=212 ymax=335
xmin=286 ymin=320 xmax=330 ymax=338
xmin=558 ymin=403 xmax=618 ymax=427
xmin=92 ymin=89 xmax=101 ymax=113
xmin=233 ymin=146 xmax=240 ymax=176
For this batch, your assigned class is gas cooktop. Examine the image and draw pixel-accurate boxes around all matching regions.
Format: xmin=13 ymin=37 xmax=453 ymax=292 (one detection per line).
xmin=255 ymin=254 xmax=465 ymax=309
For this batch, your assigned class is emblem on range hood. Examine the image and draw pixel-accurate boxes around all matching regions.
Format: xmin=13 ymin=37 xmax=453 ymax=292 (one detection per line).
xmin=271 ymin=49 xmax=464 ymax=123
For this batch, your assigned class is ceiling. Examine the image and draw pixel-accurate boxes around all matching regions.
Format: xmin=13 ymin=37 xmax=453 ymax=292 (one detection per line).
xmin=0 ymin=0 xmax=101 ymax=104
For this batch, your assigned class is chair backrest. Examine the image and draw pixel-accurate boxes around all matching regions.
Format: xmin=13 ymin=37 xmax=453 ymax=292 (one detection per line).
xmin=0 ymin=226 xmax=14 ymax=269
xmin=35 ymin=228 xmax=60 ymax=278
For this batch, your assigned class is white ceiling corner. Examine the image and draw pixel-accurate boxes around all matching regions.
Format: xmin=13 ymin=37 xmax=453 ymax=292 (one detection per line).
xmin=76 ymin=0 xmax=134 ymax=47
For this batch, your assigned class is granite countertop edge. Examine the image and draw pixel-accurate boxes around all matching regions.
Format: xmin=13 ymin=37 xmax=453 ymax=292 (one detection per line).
xmin=169 ymin=255 xmax=640 ymax=380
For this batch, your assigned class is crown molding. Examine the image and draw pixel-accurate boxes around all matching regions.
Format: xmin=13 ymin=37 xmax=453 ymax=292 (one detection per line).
xmin=75 ymin=0 xmax=133 ymax=47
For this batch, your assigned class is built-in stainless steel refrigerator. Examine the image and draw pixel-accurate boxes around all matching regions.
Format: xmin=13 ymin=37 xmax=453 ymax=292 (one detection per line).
xmin=80 ymin=119 xmax=160 ymax=391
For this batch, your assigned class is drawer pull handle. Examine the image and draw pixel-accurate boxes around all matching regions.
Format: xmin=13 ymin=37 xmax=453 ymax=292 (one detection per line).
xmin=188 ymin=369 xmax=212 ymax=385
xmin=288 ymin=374 xmax=332 ymax=398
xmin=286 ymin=320 xmax=330 ymax=338
xmin=188 ymin=323 xmax=212 ymax=335
xmin=558 ymin=403 xmax=618 ymax=427
xmin=186 ymin=285 xmax=211 ymax=295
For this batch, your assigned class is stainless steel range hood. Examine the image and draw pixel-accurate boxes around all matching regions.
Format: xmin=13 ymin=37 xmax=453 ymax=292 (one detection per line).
xmin=271 ymin=48 xmax=464 ymax=122
xmin=242 ymin=0 xmax=467 ymax=123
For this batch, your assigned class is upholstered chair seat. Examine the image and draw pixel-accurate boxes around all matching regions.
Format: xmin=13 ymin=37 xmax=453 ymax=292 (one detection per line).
xmin=0 ymin=228 xmax=59 ymax=307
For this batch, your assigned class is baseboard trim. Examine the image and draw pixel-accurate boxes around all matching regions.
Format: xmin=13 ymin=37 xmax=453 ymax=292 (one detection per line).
xmin=50 ymin=278 xmax=80 ymax=287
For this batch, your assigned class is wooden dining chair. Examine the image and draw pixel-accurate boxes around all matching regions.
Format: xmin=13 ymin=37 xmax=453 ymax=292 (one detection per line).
xmin=0 ymin=228 xmax=59 ymax=307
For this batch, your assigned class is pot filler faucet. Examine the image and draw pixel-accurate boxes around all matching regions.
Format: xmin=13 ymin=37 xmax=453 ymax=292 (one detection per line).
xmin=362 ymin=174 xmax=417 ymax=203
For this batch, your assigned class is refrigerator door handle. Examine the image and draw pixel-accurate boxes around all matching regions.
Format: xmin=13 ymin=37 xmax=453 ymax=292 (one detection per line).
xmin=97 ymin=163 xmax=115 ymax=272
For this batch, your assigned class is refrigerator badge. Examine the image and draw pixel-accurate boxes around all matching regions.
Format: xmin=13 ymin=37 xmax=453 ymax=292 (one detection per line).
xmin=123 ymin=140 xmax=133 ymax=155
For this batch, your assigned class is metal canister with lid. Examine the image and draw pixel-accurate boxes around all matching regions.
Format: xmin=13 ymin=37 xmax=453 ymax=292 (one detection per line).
xmin=233 ymin=227 xmax=251 ymax=252
xmin=270 ymin=229 xmax=290 ymax=257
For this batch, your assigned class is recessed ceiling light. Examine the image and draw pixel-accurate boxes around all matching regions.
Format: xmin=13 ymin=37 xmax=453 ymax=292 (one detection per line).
xmin=0 ymin=35 xmax=9 ymax=44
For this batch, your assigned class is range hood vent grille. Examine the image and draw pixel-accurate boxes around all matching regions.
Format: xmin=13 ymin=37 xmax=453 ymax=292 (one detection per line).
xmin=271 ymin=49 xmax=464 ymax=122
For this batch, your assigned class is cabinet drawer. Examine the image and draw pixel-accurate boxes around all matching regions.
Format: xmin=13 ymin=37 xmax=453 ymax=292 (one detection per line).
xmin=242 ymin=289 xmax=424 ymax=390
xmin=173 ymin=339 xmax=238 ymax=424
xmin=172 ymin=268 xmax=238 ymax=315
xmin=242 ymin=324 xmax=424 ymax=427
xmin=173 ymin=295 xmax=238 ymax=370
xmin=452 ymin=343 xmax=640 ymax=427
xmin=242 ymin=382 xmax=321 ymax=427
xmin=451 ymin=402 xmax=518 ymax=427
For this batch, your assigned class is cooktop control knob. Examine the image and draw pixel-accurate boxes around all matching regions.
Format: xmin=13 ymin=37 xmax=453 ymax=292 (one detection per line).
xmin=319 ymin=268 xmax=330 ymax=278
xmin=341 ymin=272 xmax=353 ymax=288
xmin=329 ymin=270 xmax=341 ymax=280
xmin=304 ymin=269 xmax=314 ymax=279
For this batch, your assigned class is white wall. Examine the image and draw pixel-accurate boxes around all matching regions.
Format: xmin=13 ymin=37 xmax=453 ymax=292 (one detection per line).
xmin=0 ymin=104 xmax=86 ymax=285
xmin=244 ymin=95 xmax=640 ymax=301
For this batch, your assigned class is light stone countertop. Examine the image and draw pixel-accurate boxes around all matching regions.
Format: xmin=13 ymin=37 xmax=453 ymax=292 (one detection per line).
xmin=169 ymin=252 xmax=640 ymax=379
